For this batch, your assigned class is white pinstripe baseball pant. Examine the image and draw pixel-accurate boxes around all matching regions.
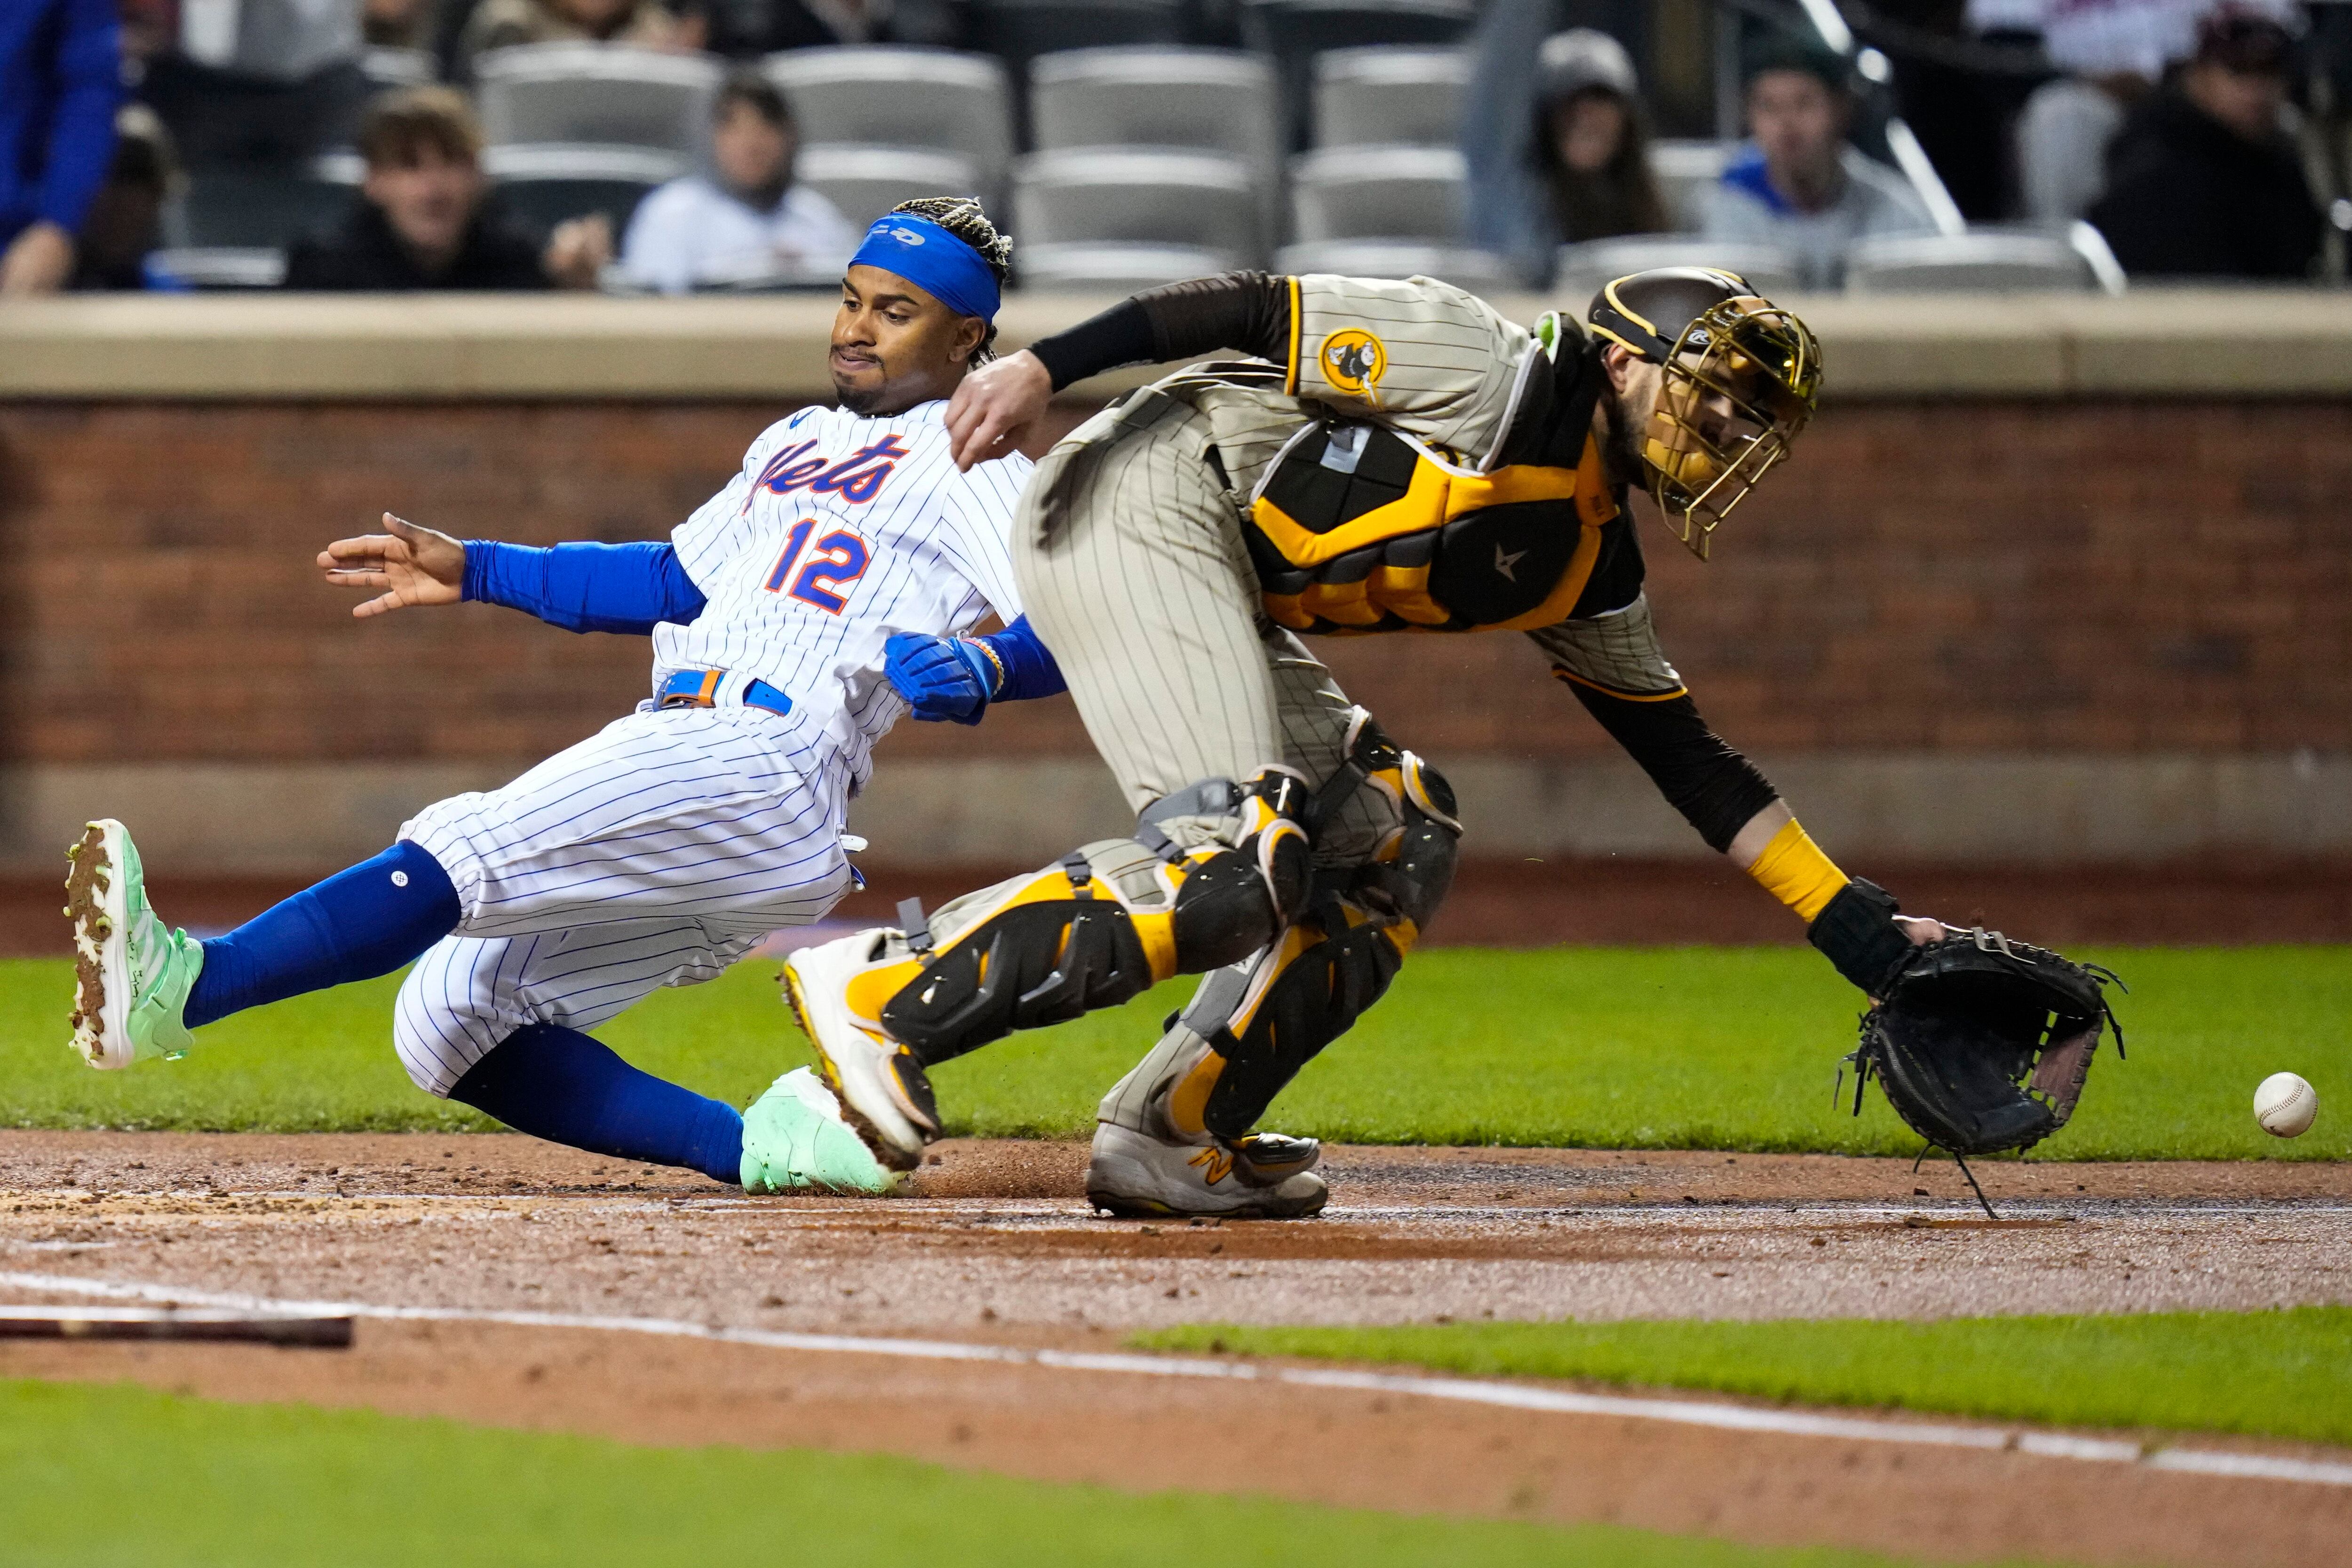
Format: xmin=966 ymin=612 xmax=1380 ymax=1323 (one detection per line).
xmin=392 ymin=698 xmax=855 ymax=1097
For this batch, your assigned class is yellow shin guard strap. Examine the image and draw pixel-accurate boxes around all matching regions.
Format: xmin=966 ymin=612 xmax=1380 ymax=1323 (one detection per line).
xmin=1747 ymin=817 xmax=1849 ymax=924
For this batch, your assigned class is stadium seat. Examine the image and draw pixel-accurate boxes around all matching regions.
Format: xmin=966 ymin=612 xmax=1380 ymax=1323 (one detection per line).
xmin=1312 ymin=46 xmax=1465 ymax=149
xmin=1029 ymin=48 xmax=1280 ymax=174
xmin=1843 ymin=229 xmax=2104 ymax=293
xmin=148 ymin=247 xmax=287 ymax=289
xmin=1012 ymin=148 xmax=1262 ymax=263
xmin=1648 ymin=139 xmax=1727 ymax=233
xmin=1018 ymin=241 xmax=1241 ymax=289
xmin=1240 ymin=0 xmax=1476 ymax=148
xmin=483 ymin=143 xmax=687 ymax=237
xmin=1553 ymin=236 xmax=1803 ymax=308
xmin=474 ymin=43 xmax=723 ymax=154
xmin=181 ymin=160 xmax=362 ymax=248
xmin=362 ymin=46 xmax=436 ymax=89
xmin=966 ymin=0 xmax=1187 ymax=97
xmin=1288 ymin=144 xmax=1464 ymax=243
xmin=762 ymin=48 xmax=1012 ymax=186
xmin=1274 ymin=239 xmax=1512 ymax=295
xmin=796 ymin=144 xmax=984 ymax=232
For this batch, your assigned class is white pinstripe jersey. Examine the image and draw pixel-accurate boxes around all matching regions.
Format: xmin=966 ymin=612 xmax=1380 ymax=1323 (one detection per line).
xmin=653 ymin=400 xmax=1032 ymax=784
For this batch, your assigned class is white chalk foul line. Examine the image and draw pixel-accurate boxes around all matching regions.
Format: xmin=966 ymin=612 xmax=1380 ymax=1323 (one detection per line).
xmin=4 ymin=1270 xmax=2348 ymax=1490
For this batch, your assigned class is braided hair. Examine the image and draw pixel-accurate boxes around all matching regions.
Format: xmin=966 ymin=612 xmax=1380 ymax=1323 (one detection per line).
xmin=886 ymin=195 xmax=1013 ymax=362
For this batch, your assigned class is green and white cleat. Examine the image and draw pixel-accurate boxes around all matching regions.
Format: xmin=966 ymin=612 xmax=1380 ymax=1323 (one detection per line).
xmin=64 ymin=819 xmax=203 ymax=1071
xmin=739 ymin=1068 xmax=901 ymax=1195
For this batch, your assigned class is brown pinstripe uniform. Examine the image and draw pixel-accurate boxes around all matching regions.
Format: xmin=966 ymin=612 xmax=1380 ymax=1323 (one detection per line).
xmin=1014 ymin=274 xmax=1686 ymax=867
xmin=830 ymin=271 xmax=1792 ymax=1171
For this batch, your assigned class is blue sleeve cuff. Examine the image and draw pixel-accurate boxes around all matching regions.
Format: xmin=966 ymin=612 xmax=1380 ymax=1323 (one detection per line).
xmin=461 ymin=540 xmax=707 ymax=634
xmin=972 ymin=614 xmax=1068 ymax=704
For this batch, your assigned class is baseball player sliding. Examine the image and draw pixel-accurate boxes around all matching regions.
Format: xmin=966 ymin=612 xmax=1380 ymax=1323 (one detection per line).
xmin=64 ymin=198 xmax=1064 ymax=1196
xmin=787 ymin=266 xmax=1963 ymax=1219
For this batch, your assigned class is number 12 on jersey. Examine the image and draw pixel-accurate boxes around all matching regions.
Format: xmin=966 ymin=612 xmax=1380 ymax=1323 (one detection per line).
xmin=764 ymin=518 xmax=871 ymax=614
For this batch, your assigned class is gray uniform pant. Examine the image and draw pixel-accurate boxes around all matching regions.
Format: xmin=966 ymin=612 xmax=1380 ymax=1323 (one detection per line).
xmin=1011 ymin=389 xmax=1402 ymax=863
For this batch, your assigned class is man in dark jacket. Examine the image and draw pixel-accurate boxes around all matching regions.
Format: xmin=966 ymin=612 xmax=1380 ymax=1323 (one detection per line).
xmin=2089 ymin=10 xmax=2322 ymax=280
xmin=285 ymin=86 xmax=609 ymax=291
xmin=0 ymin=0 xmax=120 ymax=296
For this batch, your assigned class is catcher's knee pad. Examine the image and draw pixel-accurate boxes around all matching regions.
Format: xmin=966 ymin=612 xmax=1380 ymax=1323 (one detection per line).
xmin=1143 ymin=766 xmax=1314 ymax=972
xmin=1320 ymin=713 xmax=1461 ymax=935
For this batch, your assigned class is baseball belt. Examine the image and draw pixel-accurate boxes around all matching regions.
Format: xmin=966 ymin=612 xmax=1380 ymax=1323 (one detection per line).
xmin=656 ymin=667 xmax=795 ymax=718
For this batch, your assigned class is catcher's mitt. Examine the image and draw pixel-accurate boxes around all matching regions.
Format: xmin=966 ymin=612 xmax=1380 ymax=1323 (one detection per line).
xmin=1844 ymin=927 xmax=2125 ymax=1159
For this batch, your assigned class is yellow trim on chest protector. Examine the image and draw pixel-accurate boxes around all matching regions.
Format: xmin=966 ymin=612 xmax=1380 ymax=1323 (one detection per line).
xmin=1252 ymin=435 xmax=1619 ymax=634
xmin=1746 ymin=817 xmax=1849 ymax=923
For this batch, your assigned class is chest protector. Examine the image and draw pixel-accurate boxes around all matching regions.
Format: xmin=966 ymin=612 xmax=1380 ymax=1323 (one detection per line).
xmin=1243 ymin=338 xmax=1618 ymax=635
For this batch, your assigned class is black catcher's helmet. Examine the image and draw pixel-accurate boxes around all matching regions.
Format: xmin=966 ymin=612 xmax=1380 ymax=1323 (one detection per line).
xmin=1586 ymin=267 xmax=1822 ymax=560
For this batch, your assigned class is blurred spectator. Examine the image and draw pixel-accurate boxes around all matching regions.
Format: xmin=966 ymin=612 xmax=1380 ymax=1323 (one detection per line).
xmin=0 ymin=0 xmax=120 ymax=297
xmin=285 ymin=85 xmax=612 ymax=288
xmin=2011 ymin=0 xmax=2196 ymax=222
xmin=2088 ymin=9 xmax=2323 ymax=277
xmin=458 ymin=0 xmax=699 ymax=75
xmin=365 ymin=0 xmax=443 ymax=47
xmin=620 ymin=72 xmax=855 ymax=292
xmin=143 ymin=0 xmax=372 ymax=169
xmin=72 ymin=105 xmax=183 ymax=291
xmin=1700 ymin=40 xmax=1936 ymax=289
xmin=1464 ymin=1 xmax=1667 ymax=286
xmin=1529 ymin=33 xmax=1667 ymax=243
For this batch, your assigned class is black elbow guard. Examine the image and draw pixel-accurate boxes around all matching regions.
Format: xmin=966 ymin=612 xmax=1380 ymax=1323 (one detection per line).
xmin=1807 ymin=878 xmax=1913 ymax=995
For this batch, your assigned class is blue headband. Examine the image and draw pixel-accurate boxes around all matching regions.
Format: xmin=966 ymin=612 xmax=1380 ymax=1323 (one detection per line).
xmin=850 ymin=214 xmax=1001 ymax=323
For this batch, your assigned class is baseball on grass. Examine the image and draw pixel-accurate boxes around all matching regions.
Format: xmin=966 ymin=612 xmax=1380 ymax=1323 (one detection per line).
xmin=2253 ymin=1072 xmax=2318 ymax=1139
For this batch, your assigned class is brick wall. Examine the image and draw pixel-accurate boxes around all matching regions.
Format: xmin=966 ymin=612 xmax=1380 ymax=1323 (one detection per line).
xmin=1 ymin=397 xmax=2344 ymax=771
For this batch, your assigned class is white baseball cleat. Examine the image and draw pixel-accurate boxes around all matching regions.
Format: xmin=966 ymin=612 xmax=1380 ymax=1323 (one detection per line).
xmin=780 ymin=928 xmax=940 ymax=1172
xmin=1085 ymin=1122 xmax=1327 ymax=1220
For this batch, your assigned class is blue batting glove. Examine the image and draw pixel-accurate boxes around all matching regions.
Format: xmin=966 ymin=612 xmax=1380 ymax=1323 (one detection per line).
xmin=884 ymin=631 xmax=993 ymax=724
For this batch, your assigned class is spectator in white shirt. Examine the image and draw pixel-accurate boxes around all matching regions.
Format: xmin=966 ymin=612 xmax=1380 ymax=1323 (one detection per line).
xmin=1700 ymin=40 xmax=1935 ymax=288
xmin=620 ymin=72 xmax=858 ymax=293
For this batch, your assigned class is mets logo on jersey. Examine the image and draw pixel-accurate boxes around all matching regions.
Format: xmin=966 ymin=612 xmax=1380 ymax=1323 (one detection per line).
xmin=1319 ymin=329 xmax=1388 ymax=396
xmin=743 ymin=434 xmax=909 ymax=514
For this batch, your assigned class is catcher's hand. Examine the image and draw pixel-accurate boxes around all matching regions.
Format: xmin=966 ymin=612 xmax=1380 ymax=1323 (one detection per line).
xmin=1847 ymin=928 xmax=2125 ymax=1158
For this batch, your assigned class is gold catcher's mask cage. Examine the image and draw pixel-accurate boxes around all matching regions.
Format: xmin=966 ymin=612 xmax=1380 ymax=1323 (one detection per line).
xmin=1637 ymin=298 xmax=1820 ymax=561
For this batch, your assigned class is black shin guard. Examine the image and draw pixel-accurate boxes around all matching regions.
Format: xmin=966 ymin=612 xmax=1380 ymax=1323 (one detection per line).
xmin=882 ymin=770 xmax=1314 ymax=1070
xmin=1201 ymin=909 xmax=1409 ymax=1140
xmin=1197 ymin=746 xmax=1463 ymax=1140
xmin=885 ymin=896 xmax=1156 ymax=1068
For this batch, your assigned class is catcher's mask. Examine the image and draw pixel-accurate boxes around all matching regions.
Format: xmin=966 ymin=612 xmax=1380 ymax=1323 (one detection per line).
xmin=1586 ymin=268 xmax=1821 ymax=561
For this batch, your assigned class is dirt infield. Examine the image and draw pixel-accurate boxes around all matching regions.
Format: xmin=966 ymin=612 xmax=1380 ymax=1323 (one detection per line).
xmin=3 ymin=1132 xmax=2349 ymax=1567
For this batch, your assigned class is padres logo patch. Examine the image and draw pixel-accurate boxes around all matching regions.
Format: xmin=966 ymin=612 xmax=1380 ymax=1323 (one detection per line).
xmin=1319 ymin=328 xmax=1388 ymax=395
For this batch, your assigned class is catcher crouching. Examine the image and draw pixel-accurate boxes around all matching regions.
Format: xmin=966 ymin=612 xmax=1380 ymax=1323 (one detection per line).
xmin=791 ymin=265 xmax=2124 ymax=1217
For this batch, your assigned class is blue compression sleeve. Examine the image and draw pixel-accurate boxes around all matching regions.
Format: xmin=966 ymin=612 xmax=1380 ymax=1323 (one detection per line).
xmin=448 ymin=1024 xmax=745 ymax=1184
xmin=971 ymin=615 xmax=1068 ymax=703
xmin=186 ymin=841 xmax=460 ymax=1029
xmin=461 ymin=540 xmax=708 ymax=634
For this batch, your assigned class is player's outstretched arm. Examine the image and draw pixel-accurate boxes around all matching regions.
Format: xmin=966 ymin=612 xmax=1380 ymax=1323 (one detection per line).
xmin=945 ymin=271 xmax=1295 ymax=470
xmin=319 ymin=513 xmax=465 ymax=618
xmin=1530 ymin=618 xmax=1942 ymax=995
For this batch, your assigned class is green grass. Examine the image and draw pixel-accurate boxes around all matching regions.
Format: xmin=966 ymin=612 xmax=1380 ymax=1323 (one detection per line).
xmin=0 ymin=1378 xmax=1947 ymax=1568
xmin=1135 ymin=1307 xmax=2352 ymax=1449
xmin=3 ymin=946 xmax=2345 ymax=1159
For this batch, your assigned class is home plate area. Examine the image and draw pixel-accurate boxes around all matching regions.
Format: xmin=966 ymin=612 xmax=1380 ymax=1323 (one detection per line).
xmin=3 ymin=1131 xmax=2348 ymax=1568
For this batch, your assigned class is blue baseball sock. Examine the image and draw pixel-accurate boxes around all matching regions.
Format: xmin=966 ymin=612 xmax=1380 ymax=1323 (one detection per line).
xmin=448 ymin=1023 xmax=745 ymax=1185
xmin=186 ymin=841 xmax=461 ymax=1029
